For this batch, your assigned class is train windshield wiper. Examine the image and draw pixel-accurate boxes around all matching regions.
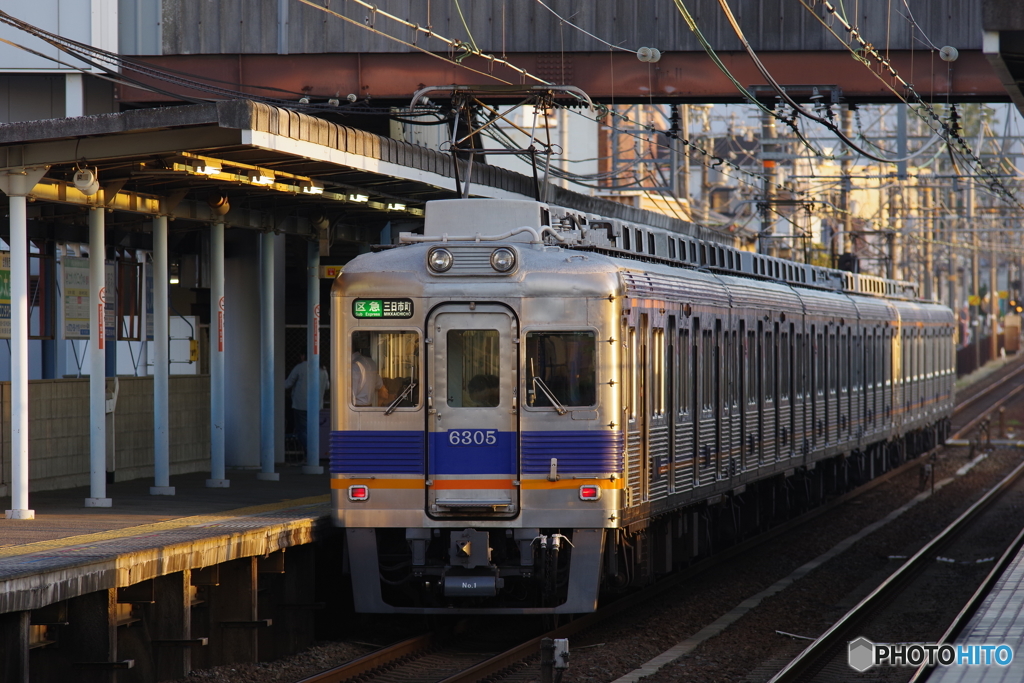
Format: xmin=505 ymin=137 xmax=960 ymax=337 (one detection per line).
xmin=531 ymin=376 xmax=568 ymax=415
xmin=384 ymin=381 xmax=417 ymax=416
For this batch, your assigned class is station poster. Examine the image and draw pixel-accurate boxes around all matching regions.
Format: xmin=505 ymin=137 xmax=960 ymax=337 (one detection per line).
xmin=63 ymin=256 xmax=116 ymax=340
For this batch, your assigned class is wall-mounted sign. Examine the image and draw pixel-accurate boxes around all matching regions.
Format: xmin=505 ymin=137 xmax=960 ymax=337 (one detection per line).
xmin=63 ymin=256 xmax=116 ymax=340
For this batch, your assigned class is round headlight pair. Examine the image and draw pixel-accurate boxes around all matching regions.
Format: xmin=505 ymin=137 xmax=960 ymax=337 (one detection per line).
xmin=427 ymin=247 xmax=516 ymax=273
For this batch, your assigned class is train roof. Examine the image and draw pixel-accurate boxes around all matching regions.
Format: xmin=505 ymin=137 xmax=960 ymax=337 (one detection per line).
xmin=401 ymin=199 xmax=925 ymax=304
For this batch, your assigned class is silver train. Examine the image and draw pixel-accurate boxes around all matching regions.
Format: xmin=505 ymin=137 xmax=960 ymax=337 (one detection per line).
xmin=330 ymin=198 xmax=955 ymax=614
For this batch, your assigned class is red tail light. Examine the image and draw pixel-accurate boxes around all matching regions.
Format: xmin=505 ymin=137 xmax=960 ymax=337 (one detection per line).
xmin=579 ymin=485 xmax=601 ymax=501
xmin=348 ymin=485 xmax=370 ymax=501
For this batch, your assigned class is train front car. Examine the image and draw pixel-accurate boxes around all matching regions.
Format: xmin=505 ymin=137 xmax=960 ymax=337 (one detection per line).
xmin=331 ymin=199 xmax=623 ymax=614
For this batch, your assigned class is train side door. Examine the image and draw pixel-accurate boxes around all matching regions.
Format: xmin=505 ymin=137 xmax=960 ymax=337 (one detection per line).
xmin=426 ymin=304 xmax=519 ymax=517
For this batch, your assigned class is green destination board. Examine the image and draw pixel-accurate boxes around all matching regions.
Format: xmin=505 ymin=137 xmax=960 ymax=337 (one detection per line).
xmin=353 ymin=298 xmax=414 ymax=319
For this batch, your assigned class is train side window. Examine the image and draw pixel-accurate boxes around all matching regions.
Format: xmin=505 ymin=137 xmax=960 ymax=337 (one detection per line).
xmin=701 ymin=329 xmax=714 ymax=412
xmin=623 ymin=229 xmax=631 ymax=251
xmin=816 ymin=331 xmax=824 ymax=396
xmin=630 ymin=326 xmax=638 ymax=419
xmin=653 ymin=328 xmax=665 ymax=414
xmin=526 ymin=330 xmax=596 ymax=408
xmin=780 ymin=330 xmax=790 ymax=400
xmin=636 ymin=229 xmax=644 ymax=253
xmin=746 ymin=329 xmax=757 ymax=405
xmin=829 ymin=333 xmax=838 ymax=395
xmin=678 ymin=328 xmax=691 ymax=414
xmin=690 ymin=242 xmax=697 ymax=262
xmin=764 ymin=330 xmax=774 ymax=403
xmin=351 ymin=330 xmax=420 ymax=408
xmin=668 ymin=238 xmax=676 ymax=259
xmin=841 ymin=330 xmax=849 ymax=393
xmin=649 ymin=232 xmax=656 ymax=255
xmin=447 ymin=329 xmax=499 ymax=407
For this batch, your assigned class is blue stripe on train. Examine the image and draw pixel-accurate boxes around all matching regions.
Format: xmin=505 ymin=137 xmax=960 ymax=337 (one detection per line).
xmin=330 ymin=431 xmax=424 ymax=474
xmin=330 ymin=429 xmax=623 ymax=475
xmin=521 ymin=430 xmax=623 ymax=474
xmin=427 ymin=431 xmax=516 ymax=475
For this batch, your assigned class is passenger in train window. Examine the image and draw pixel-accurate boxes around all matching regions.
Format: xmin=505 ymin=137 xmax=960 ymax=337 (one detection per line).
xmin=465 ymin=374 xmax=500 ymax=407
xmin=352 ymin=332 xmax=388 ymax=407
xmin=352 ymin=331 xmax=421 ymax=408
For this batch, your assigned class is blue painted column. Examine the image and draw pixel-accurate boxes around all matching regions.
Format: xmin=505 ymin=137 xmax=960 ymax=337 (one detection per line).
xmin=151 ymin=215 xmax=174 ymax=495
xmin=304 ymin=241 xmax=324 ymax=474
xmin=86 ymin=207 xmax=111 ymax=507
xmin=258 ymin=231 xmax=279 ymax=481
xmin=207 ymin=221 xmax=229 ymax=487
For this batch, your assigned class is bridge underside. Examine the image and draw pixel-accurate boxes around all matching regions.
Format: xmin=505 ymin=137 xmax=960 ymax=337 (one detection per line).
xmin=120 ymin=50 xmax=1007 ymax=106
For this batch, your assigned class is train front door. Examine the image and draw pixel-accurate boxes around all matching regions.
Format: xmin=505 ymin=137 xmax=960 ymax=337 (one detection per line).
xmin=426 ymin=304 xmax=519 ymax=517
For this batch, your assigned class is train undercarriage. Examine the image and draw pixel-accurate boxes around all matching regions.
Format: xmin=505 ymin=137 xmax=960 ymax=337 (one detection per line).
xmin=344 ymin=422 xmax=949 ymax=614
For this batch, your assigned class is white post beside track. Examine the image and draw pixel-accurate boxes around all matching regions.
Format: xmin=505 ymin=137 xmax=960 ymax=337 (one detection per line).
xmin=86 ymin=207 xmax=111 ymax=507
xmin=207 ymin=221 xmax=229 ymax=487
xmin=151 ymin=215 xmax=174 ymax=495
xmin=258 ymin=231 xmax=279 ymax=481
xmin=5 ymin=194 xmax=34 ymax=518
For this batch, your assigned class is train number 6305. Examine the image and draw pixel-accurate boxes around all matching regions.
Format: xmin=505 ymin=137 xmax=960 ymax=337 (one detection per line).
xmin=448 ymin=429 xmax=498 ymax=446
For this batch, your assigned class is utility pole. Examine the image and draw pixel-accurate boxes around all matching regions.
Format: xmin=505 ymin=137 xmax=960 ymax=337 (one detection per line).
xmin=841 ymin=106 xmax=854 ymax=267
xmin=887 ymin=185 xmax=898 ymax=280
xmin=682 ymin=105 xmax=691 ymax=205
xmin=967 ymin=178 xmax=980 ymax=369
xmin=991 ymin=242 xmax=999 ymax=361
xmin=923 ymin=185 xmax=933 ymax=301
xmin=760 ymin=108 xmax=777 ymax=256
xmin=670 ymin=105 xmax=680 ymax=199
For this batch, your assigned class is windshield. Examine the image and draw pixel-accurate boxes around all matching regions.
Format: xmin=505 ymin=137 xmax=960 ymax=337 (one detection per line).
xmin=447 ymin=329 xmax=501 ymax=407
xmin=526 ymin=331 xmax=596 ymax=408
xmin=351 ymin=331 xmax=419 ymax=408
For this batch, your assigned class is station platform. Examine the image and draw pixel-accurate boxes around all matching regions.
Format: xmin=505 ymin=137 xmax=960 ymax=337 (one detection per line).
xmin=0 ymin=467 xmax=331 ymax=610
xmin=929 ymin=539 xmax=1024 ymax=681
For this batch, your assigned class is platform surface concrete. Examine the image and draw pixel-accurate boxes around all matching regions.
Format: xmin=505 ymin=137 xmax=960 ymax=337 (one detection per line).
xmin=0 ymin=467 xmax=332 ymax=614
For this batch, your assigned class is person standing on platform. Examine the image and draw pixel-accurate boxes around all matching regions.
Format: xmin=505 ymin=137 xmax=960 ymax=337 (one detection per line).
xmin=284 ymin=352 xmax=329 ymax=461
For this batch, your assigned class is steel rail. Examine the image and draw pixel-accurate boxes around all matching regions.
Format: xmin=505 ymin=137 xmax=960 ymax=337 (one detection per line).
xmin=951 ymin=379 xmax=1024 ymax=440
xmin=292 ymin=633 xmax=434 ymax=683
xmin=907 ymin=522 xmax=1024 ymax=682
xmin=949 ymin=357 xmax=1024 ymax=433
xmin=768 ymin=457 xmax=1024 ymax=683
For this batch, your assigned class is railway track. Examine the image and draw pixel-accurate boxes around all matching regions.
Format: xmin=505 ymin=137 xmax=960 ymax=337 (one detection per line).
xmin=299 ymin=360 xmax=1024 ymax=683
xmin=767 ymin=458 xmax=1024 ymax=682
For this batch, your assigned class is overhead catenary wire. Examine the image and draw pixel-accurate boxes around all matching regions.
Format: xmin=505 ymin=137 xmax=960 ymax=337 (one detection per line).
xmin=797 ymin=0 xmax=1024 ymax=210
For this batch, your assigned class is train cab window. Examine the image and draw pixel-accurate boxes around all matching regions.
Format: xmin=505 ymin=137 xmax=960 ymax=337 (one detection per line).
xmin=351 ymin=331 xmax=420 ymax=408
xmin=447 ymin=329 xmax=500 ymax=407
xmin=526 ymin=331 xmax=597 ymax=408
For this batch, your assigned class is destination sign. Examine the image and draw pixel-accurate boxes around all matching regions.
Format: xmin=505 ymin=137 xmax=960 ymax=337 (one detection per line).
xmin=352 ymin=298 xmax=414 ymax=319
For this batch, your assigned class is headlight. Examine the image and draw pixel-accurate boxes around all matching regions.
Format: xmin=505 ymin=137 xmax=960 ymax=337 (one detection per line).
xmin=490 ymin=247 xmax=516 ymax=272
xmin=427 ymin=247 xmax=453 ymax=272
